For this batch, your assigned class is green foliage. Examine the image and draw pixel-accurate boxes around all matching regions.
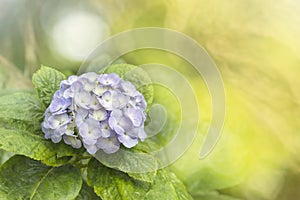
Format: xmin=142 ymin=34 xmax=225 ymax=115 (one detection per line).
xmin=87 ymin=158 xmax=150 ymax=200
xmin=87 ymin=158 xmax=192 ymax=200
xmin=0 ymin=91 xmax=44 ymax=132
xmin=127 ymin=170 xmax=157 ymax=183
xmin=0 ymin=155 xmax=82 ymax=200
xmin=0 ymin=65 xmax=194 ymax=200
xmin=76 ymin=182 xmax=101 ymax=200
xmin=104 ymin=64 xmax=154 ymax=110
xmin=145 ymin=169 xmax=193 ymax=200
xmin=94 ymin=149 xmax=158 ymax=174
xmin=32 ymin=65 xmax=66 ymax=107
xmin=0 ymin=128 xmax=80 ymax=166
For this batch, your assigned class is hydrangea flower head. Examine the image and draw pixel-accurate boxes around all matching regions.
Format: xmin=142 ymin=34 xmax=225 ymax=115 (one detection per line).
xmin=42 ymin=72 xmax=147 ymax=154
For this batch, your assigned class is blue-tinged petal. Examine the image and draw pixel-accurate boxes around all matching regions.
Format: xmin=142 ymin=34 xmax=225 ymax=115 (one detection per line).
xmin=96 ymin=136 xmax=120 ymax=154
xmin=88 ymin=94 xmax=102 ymax=110
xmin=108 ymin=110 xmax=133 ymax=135
xmin=119 ymin=80 xmax=139 ymax=96
xmin=98 ymin=90 xmax=113 ymax=110
xmin=63 ymin=135 xmax=82 ymax=148
xmin=124 ymin=107 xmax=143 ymax=127
xmin=47 ymin=113 xmax=71 ymax=129
xmin=99 ymin=120 xmax=114 ymax=137
xmin=83 ymin=143 xmax=98 ymax=154
xmin=118 ymin=134 xmax=138 ymax=148
xmin=75 ymin=108 xmax=89 ymax=126
xmin=90 ymin=109 xmax=108 ymax=121
xmin=50 ymin=134 xmax=62 ymax=143
xmin=78 ymin=118 xmax=101 ymax=142
xmin=112 ymin=92 xmax=130 ymax=109
xmin=98 ymin=73 xmax=121 ymax=87
xmin=93 ymin=85 xmax=110 ymax=96
xmin=74 ymin=89 xmax=93 ymax=109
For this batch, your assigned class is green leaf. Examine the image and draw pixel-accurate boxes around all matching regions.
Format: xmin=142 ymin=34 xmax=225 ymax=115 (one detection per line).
xmin=32 ymin=65 xmax=66 ymax=107
xmin=76 ymin=181 xmax=101 ymax=200
xmin=104 ymin=64 xmax=153 ymax=110
xmin=0 ymin=91 xmax=44 ymax=132
xmin=0 ymin=128 xmax=80 ymax=166
xmin=87 ymin=159 xmax=192 ymax=200
xmin=94 ymin=148 xmax=158 ymax=173
xmin=87 ymin=158 xmax=150 ymax=200
xmin=0 ymin=149 xmax=13 ymax=166
xmin=0 ymin=155 xmax=82 ymax=200
xmin=127 ymin=170 xmax=157 ymax=183
xmin=145 ymin=169 xmax=193 ymax=200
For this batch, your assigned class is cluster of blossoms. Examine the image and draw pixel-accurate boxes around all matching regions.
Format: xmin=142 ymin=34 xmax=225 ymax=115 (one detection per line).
xmin=42 ymin=72 xmax=147 ymax=154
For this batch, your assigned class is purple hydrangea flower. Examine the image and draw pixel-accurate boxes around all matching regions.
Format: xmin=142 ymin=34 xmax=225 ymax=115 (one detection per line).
xmin=42 ymin=72 xmax=147 ymax=154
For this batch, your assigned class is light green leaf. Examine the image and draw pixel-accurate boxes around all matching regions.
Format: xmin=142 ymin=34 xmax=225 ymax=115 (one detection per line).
xmin=0 ymin=128 xmax=80 ymax=166
xmin=76 ymin=181 xmax=101 ymax=200
xmin=104 ymin=64 xmax=153 ymax=109
xmin=32 ymin=65 xmax=66 ymax=107
xmin=145 ymin=169 xmax=193 ymax=200
xmin=0 ymin=91 xmax=44 ymax=132
xmin=0 ymin=149 xmax=13 ymax=166
xmin=0 ymin=155 xmax=82 ymax=200
xmin=127 ymin=170 xmax=157 ymax=183
xmin=87 ymin=158 xmax=150 ymax=200
xmin=94 ymin=148 xmax=158 ymax=174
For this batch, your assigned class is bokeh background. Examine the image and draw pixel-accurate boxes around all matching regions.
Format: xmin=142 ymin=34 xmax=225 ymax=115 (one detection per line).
xmin=0 ymin=0 xmax=300 ymax=199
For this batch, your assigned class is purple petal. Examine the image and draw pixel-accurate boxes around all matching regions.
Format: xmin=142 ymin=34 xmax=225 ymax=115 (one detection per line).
xmin=124 ymin=108 xmax=143 ymax=127
xmin=98 ymin=73 xmax=121 ymax=87
xmin=74 ymin=89 xmax=93 ymax=109
xmin=118 ymin=134 xmax=138 ymax=148
xmin=83 ymin=143 xmax=98 ymax=154
xmin=90 ymin=109 xmax=108 ymax=121
xmin=96 ymin=136 xmax=120 ymax=154
xmin=63 ymin=135 xmax=82 ymax=148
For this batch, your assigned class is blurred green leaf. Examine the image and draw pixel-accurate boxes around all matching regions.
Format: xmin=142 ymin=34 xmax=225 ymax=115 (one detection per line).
xmin=0 ymin=55 xmax=32 ymax=90
xmin=0 ymin=155 xmax=82 ymax=200
xmin=32 ymin=65 xmax=66 ymax=107
xmin=0 ymin=91 xmax=44 ymax=132
xmin=192 ymin=191 xmax=243 ymax=200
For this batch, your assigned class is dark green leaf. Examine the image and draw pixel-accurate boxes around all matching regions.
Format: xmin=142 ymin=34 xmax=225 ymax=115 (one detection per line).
xmin=76 ymin=181 xmax=101 ymax=200
xmin=0 ymin=128 xmax=80 ymax=166
xmin=32 ymin=65 xmax=66 ymax=107
xmin=0 ymin=155 xmax=82 ymax=200
xmin=104 ymin=64 xmax=153 ymax=110
xmin=0 ymin=91 xmax=44 ymax=132
xmin=87 ymin=158 xmax=150 ymax=200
